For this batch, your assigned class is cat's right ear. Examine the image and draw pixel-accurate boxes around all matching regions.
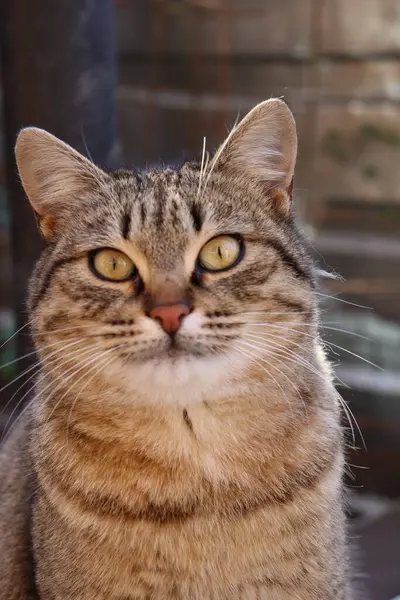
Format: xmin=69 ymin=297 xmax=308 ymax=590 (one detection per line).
xmin=15 ymin=127 xmax=110 ymax=241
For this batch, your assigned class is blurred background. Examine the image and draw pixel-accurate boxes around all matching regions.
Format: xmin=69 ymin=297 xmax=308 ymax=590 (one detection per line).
xmin=0 ymin=1 xmax=399 ymax=598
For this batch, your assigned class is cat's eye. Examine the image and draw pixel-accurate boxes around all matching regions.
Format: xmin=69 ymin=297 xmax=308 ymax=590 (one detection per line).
xmin=198 ymin=235 xmax=243 ymax=272
xmin=90 ymin=248 xmax=136 ymax=281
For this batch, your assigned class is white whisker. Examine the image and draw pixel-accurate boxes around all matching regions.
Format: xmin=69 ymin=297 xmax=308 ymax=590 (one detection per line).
xmin=41 ymin=346 xmax=121 ymax=426
xmin=0 ymin=338 xmax=85 ymax=396
xmin=246 ymin=322 xmax=381 ymax=370
xmin=200 ymin=116 xmax=240 ymax=200
xmin=243 ymin=312 xmax=310 ymax=316
xmin=1 ymin=344 xmax=103 ymax=437
xmin=246 ymin=323 xmax=316 ymax=340
xmin=242 ymin=334 xmax=363 ymax=447
xmin=244 ymin=333 xmax=323 ymax=380
xmin=238 ymin=340 xmax=307 ymax=413
xmin=233 ymin=344 xmax=293 ymax=411
xmin=31 ymin=324 xmax=108 ymax=335
xmin=66 ymin=350 xmax=121 ymax=441
xmin=314 ymin=292 xmax=372 ymax=310
xmin=0 ymin=336 xmax=88 ymax=372
xmin=321 ymin=326 xmax=372 ymax=341
xmin=334 ymin=388 xmax=366 ymax=450
xmin=0 ymin=340 xmax=93 ymax=420
xmin=0 ymin=395 xmax=37 ymax=448
xmin=0 ymin=319 xmax=33 ymax=350
xmin=323 ymin=341 xmax=382 ymax=371
xmin=197 ymin=136 xmax=207 ymax=198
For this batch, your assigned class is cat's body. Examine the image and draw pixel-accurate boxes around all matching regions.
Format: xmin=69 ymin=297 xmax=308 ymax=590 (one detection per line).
xmin=0 ymin=100 xmax=353 ymax=599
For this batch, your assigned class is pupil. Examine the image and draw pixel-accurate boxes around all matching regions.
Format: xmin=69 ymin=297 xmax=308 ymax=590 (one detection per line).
xmin=217 ymin=246 xmax=223 ymax=259
xmin=112 ymin=257 xmax=117 ymax=270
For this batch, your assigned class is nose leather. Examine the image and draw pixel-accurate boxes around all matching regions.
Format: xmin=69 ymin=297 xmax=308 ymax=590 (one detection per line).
xmin=149 ymin=303 xmax=190 ymax=334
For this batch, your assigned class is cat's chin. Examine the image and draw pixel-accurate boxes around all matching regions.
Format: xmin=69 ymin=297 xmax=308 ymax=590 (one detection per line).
xmin=108 ymin=347 xmax=245 ymax=406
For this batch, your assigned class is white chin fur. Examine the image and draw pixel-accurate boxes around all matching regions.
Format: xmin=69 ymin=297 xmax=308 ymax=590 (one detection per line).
xmin=100 ymin=312 xmax=248 ymax=406
xmin=106 ymin=351 xmax=245 ymax=407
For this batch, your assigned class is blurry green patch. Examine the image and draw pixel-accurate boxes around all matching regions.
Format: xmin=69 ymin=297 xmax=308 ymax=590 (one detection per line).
xmin=321 ymin=122 xmax=400 ymax=180
xmin=0 ymin=310 xmax=17 ymax=381
xmin=321 ymin=131 xmax=350 ymax=165
xmin=359 ymin=123 xmax=400 ymax=146
xmin=362 ymin=164 xmax=379 ymax=179
xmin=0 ymin=186 xmax=10 ymax=230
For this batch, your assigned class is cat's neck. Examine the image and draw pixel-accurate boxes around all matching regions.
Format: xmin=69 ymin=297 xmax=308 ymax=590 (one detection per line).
xmin=30 ymin=369 xmax=339 ymax=537
xmin=33 ymin=373 xmax=309 ymax=464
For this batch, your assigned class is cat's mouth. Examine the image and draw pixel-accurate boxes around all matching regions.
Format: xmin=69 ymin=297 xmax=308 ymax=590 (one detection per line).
xmin=164 ymin=337 xmax=211 ymax=360
xmin=120 ymin=334 xmax=223 ymax=364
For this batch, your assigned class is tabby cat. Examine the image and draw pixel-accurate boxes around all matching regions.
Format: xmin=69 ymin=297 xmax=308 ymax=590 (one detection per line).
xmin=0 ymin=99 xmax=353 ymax=599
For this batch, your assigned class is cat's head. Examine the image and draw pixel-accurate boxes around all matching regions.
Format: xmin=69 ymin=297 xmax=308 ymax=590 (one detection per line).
xmin=16 ymin=99 xmax=316 ymax=406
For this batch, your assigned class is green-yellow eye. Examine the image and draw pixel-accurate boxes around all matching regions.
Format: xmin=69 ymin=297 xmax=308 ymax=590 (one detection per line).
xmin=90 ymin=248 xmax=136 ymax=281
xmin=198 ymin=235 xmax=242 ymax=272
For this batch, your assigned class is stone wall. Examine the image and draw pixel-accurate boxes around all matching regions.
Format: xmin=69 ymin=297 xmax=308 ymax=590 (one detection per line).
xmin=0 ymin=64 xmax=15 ymax=381
xmin=117 ymin=0 xmax=400 ymax=218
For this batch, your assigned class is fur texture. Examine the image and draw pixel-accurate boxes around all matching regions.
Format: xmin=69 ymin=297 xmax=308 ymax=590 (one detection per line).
xmin=0 ymin=99 xmax=353 ymax=599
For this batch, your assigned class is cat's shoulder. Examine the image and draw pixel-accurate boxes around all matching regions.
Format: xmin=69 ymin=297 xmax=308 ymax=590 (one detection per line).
xmin=0 ymin=409 xmax=37 ymax=600
xmin=0 ymin=408 xmax=31 ymax=477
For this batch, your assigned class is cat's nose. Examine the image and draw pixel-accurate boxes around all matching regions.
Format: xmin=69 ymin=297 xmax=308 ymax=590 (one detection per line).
xmin=149 ymin=303 xmax=190 ymax=335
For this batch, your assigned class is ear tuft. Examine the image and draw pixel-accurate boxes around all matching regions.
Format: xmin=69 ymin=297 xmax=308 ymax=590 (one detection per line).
xmin=15 ymin=128 xmax=109 ymax=239
xmin=215 ymin=99 xmax=297 ymax=197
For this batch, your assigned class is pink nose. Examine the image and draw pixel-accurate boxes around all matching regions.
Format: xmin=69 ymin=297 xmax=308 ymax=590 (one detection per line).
xmin=149 ymin=303 xmax=190 ymax=334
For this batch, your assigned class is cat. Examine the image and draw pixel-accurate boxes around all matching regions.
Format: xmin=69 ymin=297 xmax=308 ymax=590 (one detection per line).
xmin=0 ymin=99 xmax=353 ymax=599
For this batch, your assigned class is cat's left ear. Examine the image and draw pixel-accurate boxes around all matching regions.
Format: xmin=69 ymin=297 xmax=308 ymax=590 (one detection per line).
xmin=15 ymin=127 xmax=110 ymax=240
xmin=215 ymin=98 xmax=297 ymax=214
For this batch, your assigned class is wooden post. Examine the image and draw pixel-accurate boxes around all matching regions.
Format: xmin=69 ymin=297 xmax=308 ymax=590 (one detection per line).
xmin=0 ymin=0 xmax=118 ymax=365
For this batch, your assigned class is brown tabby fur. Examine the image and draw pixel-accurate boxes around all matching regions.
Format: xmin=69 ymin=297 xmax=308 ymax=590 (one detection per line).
xmin=0 ymin=100 xmax=353 ymax=598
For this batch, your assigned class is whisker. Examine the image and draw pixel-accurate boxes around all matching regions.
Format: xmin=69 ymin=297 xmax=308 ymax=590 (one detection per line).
xmin=0 ymin=394 xmax=37 ymax=448
xmin=321 ymin=326 xmax=372 ymax=341
xmin=246 ymin=331 xmax=350 ymax=388
xmin=238 ymin=340 xmax=307 ymax=413
xmin=30 ymin=351 xmax=108 ymax=433
xmin=0 ymin=336 xmax=88 ymax=372
xmin=0 ymin=359 xmax=42 ymax=398
xmin=257 ymin=322 xmax=373 ymax=342
xmin=334 ymin=388 xmax=366 ymax=450
xmin=0 ymin=338 xmax=85 ymax=396
xmin=2 ymin=346 xmax=107 ymax=444
xmin=232 ymin=344 xmax=293 ymax=411
xmin=1 ymin=340 xmax=104 ymax=416
xmin=314 ymin=292 xmax=372 ymax=310
xmin=323 ymin=341 xmax=382 ymax=371
xmin=247 ymin=321 xmax=353 ymax=333
xmin=200 ymin=115 xmax=240 ymax=200
xmin=242 ymin=335 xmax=362 ymax=447
xmin=0 ymin=369 xmax=40 ymax=437
xmin=1 ymin=344 xmax=103 ymax=436
xmin=43 ymin=345 xmax=125 ymax=426
xmin=245 ymin=333 xmax=364 ymax=446
xmin=66 ymin=350 xmax=122 ymax=441
xmin=243 ymin=312 xmax=310 ymax=316
xmin=0 ymin=319 xmax=33 ymax=351
xmin=30 ymin=323 xmax=133 ymax=336
xmin=336 ymin=393 xmax=356 ymax=447
xmin=197 ymin=136 xmax=207 ymax=198
xmin=246 ymin=323 xmax=317 ymax=340
xmin=246 ymin=322 xmax=381 ymax=370
xmin=244 ymin=333 xmax=323 ymax=380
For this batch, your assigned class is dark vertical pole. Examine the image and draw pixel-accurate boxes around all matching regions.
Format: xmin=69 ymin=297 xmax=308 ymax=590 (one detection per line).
xmin=0 ymin=0 xmax=118 ymax=364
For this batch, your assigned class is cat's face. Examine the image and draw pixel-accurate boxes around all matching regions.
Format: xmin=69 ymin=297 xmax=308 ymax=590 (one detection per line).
xmin=16 ymin=100 xmax=315 ymax=405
